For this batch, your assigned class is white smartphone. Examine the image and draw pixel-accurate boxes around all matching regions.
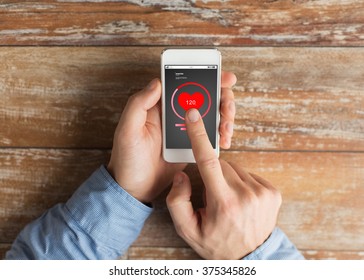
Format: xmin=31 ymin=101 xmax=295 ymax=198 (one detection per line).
xmin=161 ymin=48 xmax=221 ymax=163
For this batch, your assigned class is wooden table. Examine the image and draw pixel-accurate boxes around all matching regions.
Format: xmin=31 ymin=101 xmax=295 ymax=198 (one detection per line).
xmin=0 ymin=1 xmax=363 ymax=260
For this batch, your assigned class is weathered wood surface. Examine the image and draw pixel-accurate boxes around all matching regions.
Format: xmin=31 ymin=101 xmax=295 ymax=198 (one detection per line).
xmin=1 ymin=150 xmax=363 ymax=259
xmin=135 ymin=152 xmax=364 ymax=251
xmin=127 ymin=247 xmax=364 ymax=260
xmin=1 ymin=47 xmax=363 ymax=150
xmin=2 ymin=244 xmax=363 ymax=260
xmin=1 ymin=1 xmax=364 ymax=46
xmin=301 ymin=250 xmax=364 ymax=260
xmin=1 ymin=0 xmax=363 ymax=261
xmin=0 ymin=244 xmax=11 ymax=260
xmin=128 ymin=247 xmax=201 ymax=260
xmin=0 ymin=149 xmax=110 ymax=242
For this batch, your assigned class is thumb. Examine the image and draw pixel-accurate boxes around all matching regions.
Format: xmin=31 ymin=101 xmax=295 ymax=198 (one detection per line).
xmin=119 ymin=79 xmax=161 ymax=134
xmin=166 ymin=172 xmax=200 ymax=240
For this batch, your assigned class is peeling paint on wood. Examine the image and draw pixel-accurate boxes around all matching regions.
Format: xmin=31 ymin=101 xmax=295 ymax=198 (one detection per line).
xmin=1 ymin=1 xmax=364 ymax=45
xmin=0 ymin=150 xmax=363 ymax=254
xmin=54 ymin=20 xmax=149 ymax=35
xmin=0 ymin=149 xmax=110 ymax=242
xmin=0 ymin=0 xmax=363 ymax=261
xmin=1 ymin=47 xmax=363 ymax=150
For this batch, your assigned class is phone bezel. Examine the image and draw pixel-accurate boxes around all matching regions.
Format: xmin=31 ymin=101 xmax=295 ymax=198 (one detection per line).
xmin=161 ymin=48 xmax=221 ymax=163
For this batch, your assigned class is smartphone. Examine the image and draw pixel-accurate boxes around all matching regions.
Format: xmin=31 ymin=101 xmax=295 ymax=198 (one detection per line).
xmin=161 ymin=48 xmax=221 ymax=163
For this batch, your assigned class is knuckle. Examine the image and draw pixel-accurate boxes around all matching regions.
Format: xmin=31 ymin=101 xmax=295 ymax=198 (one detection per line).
xmin=272 ymin=188 xmax=282 ymax=206
xmin=166 ymin=191 xmax=180 ymax=207
xmin=175 ymin=224 xmax=193 ymax=241
xmin=128 ymin=92 xmax=143 ymax=106
xmin=243 ymin=189 xmax=260 ymax=207
xmin=165 ymin=192 xmax=174 ymax=206
xmin=221 ymin=88 xmax=234 ymax=99
xmin=193 ymin=128 xmax=209 ymax=141
xmin=175 ymin=224 xmax=184 ymax=237
xmin=259 ymin=186 xmax=282 ymax=207
xmin=218 ymin=193 xmax=239 ymax=216
xmin=198 ymin=156 xmax=220 ymax=170
xmin=128 ymin=93 xmax=138 ymax=102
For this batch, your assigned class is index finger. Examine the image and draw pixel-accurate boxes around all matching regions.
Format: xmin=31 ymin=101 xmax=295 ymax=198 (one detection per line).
xmin=185 ymin=108 xmax=225 ymax=195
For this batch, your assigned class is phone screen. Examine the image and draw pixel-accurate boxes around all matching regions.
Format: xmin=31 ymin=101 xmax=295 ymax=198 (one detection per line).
xmin=165 ymin=65 xmax=218 ymax=149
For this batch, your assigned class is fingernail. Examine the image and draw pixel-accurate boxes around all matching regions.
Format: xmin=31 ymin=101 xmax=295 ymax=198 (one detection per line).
xmin=187 ymin=109 xmax=200 ymax=123
xmin=147 ymin=78 xmax=158 ymax=90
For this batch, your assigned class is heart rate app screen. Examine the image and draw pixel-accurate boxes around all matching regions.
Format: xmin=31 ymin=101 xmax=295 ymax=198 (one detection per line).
xmin=165 ymin=65 xmax=218 ymax=149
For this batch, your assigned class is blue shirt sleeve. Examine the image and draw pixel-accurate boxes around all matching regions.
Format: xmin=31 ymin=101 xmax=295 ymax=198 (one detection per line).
xmin=6 ymin=166 xmax=303 ymax=260
xmin=5 ymin=165 xmax=153 ymax=260
xmin=243 ymin=227 xmax=305 ymax=260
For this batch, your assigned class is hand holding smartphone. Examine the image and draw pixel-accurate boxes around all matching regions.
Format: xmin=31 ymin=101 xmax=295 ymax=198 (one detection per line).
xmin=161 ymin=48 xmax=221 ymax=163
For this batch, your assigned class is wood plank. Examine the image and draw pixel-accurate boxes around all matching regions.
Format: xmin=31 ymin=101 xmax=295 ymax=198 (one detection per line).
xmin=1 ymin=149 xmax=362 ymax=252
xmin=1 ymin=47 xmax=363 ymax=150
xmin=135 ymin=151 xmax=364 ymax=251
xmin=3 ymin=243 xmax=364 ymax=260
xmin=302 ymin=250 xmax=364 ymax=260
xmin=128 ymin=247 xmax=201 ymax=260
xmin=0 ymin=149 xmax=110 ymax=242
xmin=1 ymin=244 xmax=129 ymax=260
xmin=222 ymin=152 xmax=364 ymax=251
xmin=1 ymin=1 xmax=364 ymax=46
xmin=4 ymin=243 xmax=363 ymax=260
xmin=128 ymin=246 xmax=364 ymax=260
xmin=226 ymin=48 xmax=364 ymax=151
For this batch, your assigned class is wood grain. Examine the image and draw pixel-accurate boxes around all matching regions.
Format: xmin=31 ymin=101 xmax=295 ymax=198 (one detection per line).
xmin=1 ymin=1 xmax=364 ymax=46
xmin=1 ymin=149 xmax=363 ymax=258
xmin=128 ymin=247 xmax=201 ymax=260
xmin=1 ymin=47 xmax=363 ymax=150
xmin=0 ymin=149 xmax=110 ymax=242
xmin=127 ymin=246 xmax=364 ymax=260
xmin=2 ymin=243 xmax=364 ymax=260
xmin=0 ymin=244 xmax=11 ymax=260
xmin=301 ymin=250 xmax=364 ymax=260
xmin=1 ymin=1 xmax=364 ymax=260
xmin=135 ymin=151 xmax=364 ymax=252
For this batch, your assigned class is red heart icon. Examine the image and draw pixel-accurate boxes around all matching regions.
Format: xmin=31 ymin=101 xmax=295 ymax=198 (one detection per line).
xmin=178 ymin=92 xmax=204 ymax=111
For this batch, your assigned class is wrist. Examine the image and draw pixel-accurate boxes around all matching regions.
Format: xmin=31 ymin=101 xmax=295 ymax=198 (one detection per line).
xmin=106 ymin=163 xmax=152 ymax=204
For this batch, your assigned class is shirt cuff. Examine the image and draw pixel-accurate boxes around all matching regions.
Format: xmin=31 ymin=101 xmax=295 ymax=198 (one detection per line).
xmin=242 ymin=227 xmax=305 ymax=260
xmin=65 ymin=165 xmax=153 ymax=253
